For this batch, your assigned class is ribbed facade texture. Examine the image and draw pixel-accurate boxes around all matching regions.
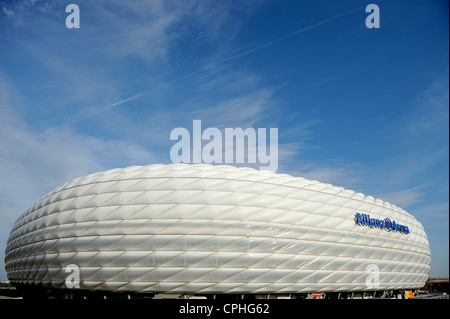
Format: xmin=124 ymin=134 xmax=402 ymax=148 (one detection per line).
xmin=5 ymin=164 xmax=430 ymax=294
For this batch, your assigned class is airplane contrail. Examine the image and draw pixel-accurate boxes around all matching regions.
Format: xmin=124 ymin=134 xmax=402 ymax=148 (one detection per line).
xmin=214 ymin=5 xmax=365 ymax=66
xmin=36 ymin=5 xmax=364 ymax=138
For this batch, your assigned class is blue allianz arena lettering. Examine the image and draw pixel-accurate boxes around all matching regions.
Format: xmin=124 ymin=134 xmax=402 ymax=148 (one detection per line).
xmin=355 ymin=212 xmax=410 ymax=234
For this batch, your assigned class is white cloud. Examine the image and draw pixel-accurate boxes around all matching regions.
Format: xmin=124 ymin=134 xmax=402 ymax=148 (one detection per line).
xmin=297 ymin=166 xmax=362 ymax=188
xmin=278 ymin=141 xmax=304 ymax=164
xmin=0 ymin=75 xmax=161 ymax=281
xmin=85 ymin=0 xmax=260 ymax=66
xmin=412 ymin=201 xmax=449 ymax=221
xmin=0 ymin=0 xmax=57 ymax=26
xmin=376 ymin=187 xmax=425 ymax=209
xmin=372 ymin=75 xmax=449 ymax=191
xmin=191 ymin=89 xmax=273 ymax=128
xmin=0 ymin=76 xmax=158 ymax=233
xmin=90 ymin=0 xmax=179 ymax=63
xmin=1 ymin=5 xmax=14 ymax=18
xmin=409 ymin=76 xmax=449 ymax=135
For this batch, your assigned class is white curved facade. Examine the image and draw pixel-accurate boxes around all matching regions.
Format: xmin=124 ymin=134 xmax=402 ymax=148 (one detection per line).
xmin=5 ymin=164 xmax=430 ymax=294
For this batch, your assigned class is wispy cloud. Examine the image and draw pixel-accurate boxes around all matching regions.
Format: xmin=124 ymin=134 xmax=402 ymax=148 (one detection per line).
xmin=412 ymin=201 xmax=449 ymax=221
xmin=0 ymin=75 xmax=158 ymax=232
xmin=213 ymin=4 xmax=365 ymax=66
xmin=409 ymin=76 xmax=449 ymax=135
xmin=1 ymin=0 xmax=447 ymax=280
xmin=376 ymin=187 xmax=425 ymax=208
xmin=286 ymin=163 xmax=364 ymax=191
xmin=381 ymin=75 xmax=449 ymax=187
xmin=24 ymin=0 xmax=368 ymax=138
xmin=190 ymin=89 xmax=273 ymax=128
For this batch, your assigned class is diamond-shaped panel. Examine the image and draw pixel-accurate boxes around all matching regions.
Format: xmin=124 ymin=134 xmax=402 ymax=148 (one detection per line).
xmin=5 ymin=164 xmax=430 ymax=294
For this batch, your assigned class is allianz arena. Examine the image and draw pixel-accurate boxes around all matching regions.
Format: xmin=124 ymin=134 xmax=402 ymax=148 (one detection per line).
xmin=5 ymin=164 xmax=430 ymax=299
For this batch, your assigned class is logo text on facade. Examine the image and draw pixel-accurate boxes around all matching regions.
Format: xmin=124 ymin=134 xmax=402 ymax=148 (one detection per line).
xmin=355 ymin=212 xmax=409 ymax=234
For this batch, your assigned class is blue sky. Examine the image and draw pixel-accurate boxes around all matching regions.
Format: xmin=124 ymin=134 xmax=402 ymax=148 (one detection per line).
xmin=0 ymin=0 xmax=448 ymax=280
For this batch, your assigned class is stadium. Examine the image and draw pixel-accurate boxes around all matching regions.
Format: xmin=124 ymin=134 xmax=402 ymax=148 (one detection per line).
xmin=4 ymin=164 xmax=430 ymax=299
